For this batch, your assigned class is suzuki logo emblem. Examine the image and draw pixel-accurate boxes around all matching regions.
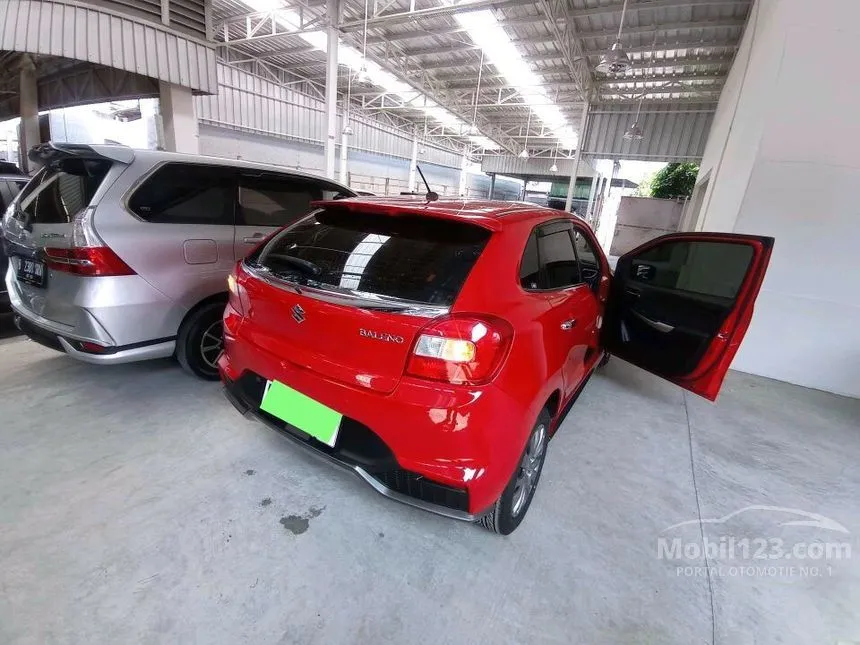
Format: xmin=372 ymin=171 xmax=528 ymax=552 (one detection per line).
xmin=291 ymin=304 xmax=305 ymax=324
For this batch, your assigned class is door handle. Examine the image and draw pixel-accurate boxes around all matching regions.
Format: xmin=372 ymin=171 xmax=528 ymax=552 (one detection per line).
xmin=631 ymin=310 xmax=674 ymax=333
xmin=243 ymin=234 xmax=266 ymax=244
xmin=625 ymin=287 xmax=641 ymax=297
xmin=560 ymin=319 xmax=576 ymax=330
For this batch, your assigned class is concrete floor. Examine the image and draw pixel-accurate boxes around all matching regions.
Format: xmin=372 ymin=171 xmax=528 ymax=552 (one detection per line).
xmin=1 ymin=337 xmax=858 ymax=645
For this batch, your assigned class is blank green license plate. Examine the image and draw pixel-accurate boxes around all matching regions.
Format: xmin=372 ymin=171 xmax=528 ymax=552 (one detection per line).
xmin=259 ymin=380 xmax=342 ymax=447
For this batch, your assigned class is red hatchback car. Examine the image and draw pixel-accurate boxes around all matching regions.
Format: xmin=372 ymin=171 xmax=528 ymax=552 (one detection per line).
xmin=219 ymin=198 xmax=772 ymax=534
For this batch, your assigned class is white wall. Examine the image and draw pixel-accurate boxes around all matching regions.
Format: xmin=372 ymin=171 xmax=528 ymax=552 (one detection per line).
xmin=691 ymin=0 xmax=860 ymax=398
xmin=609 ymin=196 xmax=685 ymax=255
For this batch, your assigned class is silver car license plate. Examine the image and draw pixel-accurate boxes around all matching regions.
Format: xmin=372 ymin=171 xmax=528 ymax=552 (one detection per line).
xmin=17 ymin=257 xmax=46 ymax=288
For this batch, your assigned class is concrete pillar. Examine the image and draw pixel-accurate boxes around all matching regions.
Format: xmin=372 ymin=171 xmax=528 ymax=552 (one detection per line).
xmin=158 ymin=82 xmax=198 ymax=153
xmin=323 ymin=0 xmax=339 ymax=180
xmin=408 ymin=134 xmax=418 ymax=193
xmin=19 ymin=56 xmax=40 ymax=173
xmin=488 ymin=173 xmax=496 ymax=199
xmin=564 ymin=173 xmax=577 ymax=213
xmin=521 ymin=177 xmax=529 ymax=201
xmin=458 ymin=145 xmax=469 ymax=197
xmin=565 ymin=102 xmax=589 ymax=212
xmin=338 ymin=128 xmax=349 ymax=185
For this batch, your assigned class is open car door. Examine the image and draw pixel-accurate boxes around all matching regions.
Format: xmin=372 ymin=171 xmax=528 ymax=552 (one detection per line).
xmin=603 ymin=233 xmax=774 ymax=401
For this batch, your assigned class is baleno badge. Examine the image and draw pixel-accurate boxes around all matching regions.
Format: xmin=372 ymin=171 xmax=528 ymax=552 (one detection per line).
xmin=360 ymin=329 xmax=404 ymax=344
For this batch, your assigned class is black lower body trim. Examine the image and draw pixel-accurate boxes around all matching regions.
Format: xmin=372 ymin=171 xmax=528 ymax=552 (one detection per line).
xmin=223 ymin=374 xmax=474 ymax=520
xmin=14 ymin=315 xmax=64 ymax=352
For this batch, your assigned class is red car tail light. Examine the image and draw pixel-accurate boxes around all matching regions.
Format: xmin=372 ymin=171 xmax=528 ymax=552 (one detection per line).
xmin=227 ymin=271 xmax=243 ymax=315
xmin=406 ymin=315 xmax=513 ymax=385
xmin=226 ymin=263 xmax=252 ymax=317
xmin=44 ymin=247 xmax=136 ymax=277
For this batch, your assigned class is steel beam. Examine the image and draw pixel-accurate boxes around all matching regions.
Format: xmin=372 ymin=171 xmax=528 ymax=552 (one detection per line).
xmin=571 ymin=0 xmax=750 ymax=20
xmin=324 ymin=0 xmax=339 ymax=179
xmin=339 ymin=0 xmax=523 ymax=31
xmin=537 ymin=0 xmax=592 ymax=101
xmin=576 ymin=18 xmax=746 ymax=41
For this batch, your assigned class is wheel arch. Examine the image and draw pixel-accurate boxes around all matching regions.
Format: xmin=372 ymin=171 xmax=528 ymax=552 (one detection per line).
xmin=179 ymin=291 xmax=229 ymax=331
xmin=543 ymin=389 xmax=562 ymax=418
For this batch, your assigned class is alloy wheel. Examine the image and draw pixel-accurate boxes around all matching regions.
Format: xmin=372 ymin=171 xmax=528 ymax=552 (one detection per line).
xmin=200 ymin=321 xmax=224 ymax=370
xmin=511 ymin=423 xmax=547 ymax=517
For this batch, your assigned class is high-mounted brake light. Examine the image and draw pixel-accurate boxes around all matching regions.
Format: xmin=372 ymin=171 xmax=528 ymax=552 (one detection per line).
xmin=406 ymin=315 xmax=513 ymax=385
xmin=44 ymin=247 xmax=136 ymax=277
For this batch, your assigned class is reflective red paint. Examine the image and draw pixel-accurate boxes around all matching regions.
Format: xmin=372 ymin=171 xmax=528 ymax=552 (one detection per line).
xmin=220 ymin=199 xmax=772 ymax=517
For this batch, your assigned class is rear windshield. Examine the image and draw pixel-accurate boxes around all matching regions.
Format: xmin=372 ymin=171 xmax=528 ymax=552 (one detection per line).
xmin=16 ymin=158 xmax=112 ymax=225
xmin=249 ymin=208 xmax=491 ymax=306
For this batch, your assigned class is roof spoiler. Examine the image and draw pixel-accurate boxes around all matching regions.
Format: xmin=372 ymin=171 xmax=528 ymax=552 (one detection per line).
xmin=28 ymin=142 xmax=135 ymax=166
xmin=311 ymin=198 xmax=503 ymax=231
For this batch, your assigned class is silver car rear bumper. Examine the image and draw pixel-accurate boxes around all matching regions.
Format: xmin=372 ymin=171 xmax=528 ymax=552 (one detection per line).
xmin=12 ymin=301 xmax=175 ymax=364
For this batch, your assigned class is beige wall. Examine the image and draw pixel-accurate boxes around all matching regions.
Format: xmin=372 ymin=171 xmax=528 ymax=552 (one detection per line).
xmin=610 ymin=196 xmax=685 ymax=256
xmin=690 ymin=0 xmax=860 ymax=397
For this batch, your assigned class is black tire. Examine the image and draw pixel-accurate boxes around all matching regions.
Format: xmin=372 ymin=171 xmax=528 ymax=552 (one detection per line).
xmin=478 ymin=408 xmax=551 ymax=535
xmin=176 ymin=301 xmax=225 ymax=380
xmin=598 ymin=350 xmax=611 ymax=368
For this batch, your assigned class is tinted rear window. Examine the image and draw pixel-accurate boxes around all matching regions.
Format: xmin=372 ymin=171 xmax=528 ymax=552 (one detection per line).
xmin=17 ymin=159 xmax=111 ymax=224
xmin=249 ymin=208 xmax=491 ymax=306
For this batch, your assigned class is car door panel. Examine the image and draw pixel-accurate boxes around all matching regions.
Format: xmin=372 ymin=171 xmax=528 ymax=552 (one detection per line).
xmin=604 ymin=233 xmax=774 ymax=401
xmin=523 ymin=219 xmax=604 ymax=407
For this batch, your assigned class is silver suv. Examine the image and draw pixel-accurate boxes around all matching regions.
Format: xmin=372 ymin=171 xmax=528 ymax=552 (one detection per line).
xmin=2 ymin=143 xmax=354 ymax=378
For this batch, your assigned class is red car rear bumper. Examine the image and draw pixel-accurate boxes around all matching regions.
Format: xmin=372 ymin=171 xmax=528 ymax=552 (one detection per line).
xmin=219 ymin=311 xmax=529 ymax=518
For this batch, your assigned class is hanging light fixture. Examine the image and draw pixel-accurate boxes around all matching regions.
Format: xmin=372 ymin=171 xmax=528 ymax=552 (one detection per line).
xmin=623 ymin=120 xmax=643 ymax=141
xmin=596 ymin=0 xmax=632 ymax=74
xmin=550 ymin=141 xmax=559 ymax=172
xmin=624 ymin=95 xmax=644 ymax=141
xmin=519 ymin=110 xmax=532 ymax=159
xmin=624 ymin=37 xmax=654 ymax=142
xmin=357 ymin=0 xmax=370 ymax=83
xmin=467 ymin=49 xmax=485 ymax=141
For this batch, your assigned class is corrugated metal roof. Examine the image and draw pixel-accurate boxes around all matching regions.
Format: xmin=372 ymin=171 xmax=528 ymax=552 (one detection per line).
xmin=210 ymin=0 xmax=753 ymax=161
xmin=0 ymin=0 xmax=218 ymax=93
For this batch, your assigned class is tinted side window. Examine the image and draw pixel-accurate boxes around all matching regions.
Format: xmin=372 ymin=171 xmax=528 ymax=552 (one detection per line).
xmin=519 ymin=233 xmax=540 ymax=289
xmin=630 ymin=240 xmax=753 ymax=299
xmin=573 ymin=229 xmax=601 ymax=286
xmin=238 ymin=175 xmax=322 ymax=227
xmin=537 ymin=221 xmax=579 ymax=289
xmin=129 ymin=163 xmax=234 ymax=225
